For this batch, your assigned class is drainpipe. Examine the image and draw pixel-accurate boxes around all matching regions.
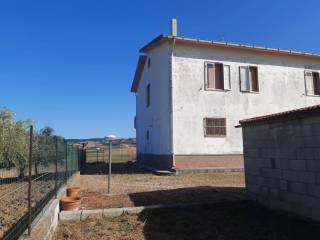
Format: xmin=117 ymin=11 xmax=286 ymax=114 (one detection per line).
xmin=170 ymin=37 xmax=176 ymax=167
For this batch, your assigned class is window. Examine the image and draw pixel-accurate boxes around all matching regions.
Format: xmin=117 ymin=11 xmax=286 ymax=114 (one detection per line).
xmin=146 ymin=84 xmax=150 ymax=107
xmin=240 ymin=66 xmax=259 ymax=92
xmin=148 ymin=58 xmax=151 ymax=68
xmin=305 ymin=71 xmax=320 ymax=96
xmin=204 ymin=118 xmax=226 ymax=137
xmin=146 ymin=130 xmax=149 ymax=140
xmin=134 ymin=116 xmax=137 ymax=129
xmin=205 ymin=62 xmax=231 ymax=90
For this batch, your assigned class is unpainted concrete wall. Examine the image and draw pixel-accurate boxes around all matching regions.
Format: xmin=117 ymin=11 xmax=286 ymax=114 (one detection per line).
xmin=243 ymin=117 xmax=320 ymax=221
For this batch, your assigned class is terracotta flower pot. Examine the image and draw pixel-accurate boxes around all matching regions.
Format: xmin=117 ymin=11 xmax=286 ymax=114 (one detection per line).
xmin=66 ymin=187 xmax=80 ymax=197
xmin=60 ymin=197 xmax=81 ymax=211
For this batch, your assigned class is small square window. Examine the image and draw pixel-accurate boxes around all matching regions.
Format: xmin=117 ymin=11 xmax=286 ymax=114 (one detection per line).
xmin=204 ymin=118 xmax=226 ymax=137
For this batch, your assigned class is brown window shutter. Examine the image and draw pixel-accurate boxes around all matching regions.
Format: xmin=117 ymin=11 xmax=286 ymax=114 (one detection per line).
xmin=313 ymin=72 xmax=320 ymax=95
xmin=249 ymin=66 xmax=259 ymax=92
xmin=215 ymin=63 xmax=224 ymax=90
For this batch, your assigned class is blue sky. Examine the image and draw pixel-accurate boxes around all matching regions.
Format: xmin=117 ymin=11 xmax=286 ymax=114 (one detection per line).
xmin=0 ymin=0 xmax=319 ymax=139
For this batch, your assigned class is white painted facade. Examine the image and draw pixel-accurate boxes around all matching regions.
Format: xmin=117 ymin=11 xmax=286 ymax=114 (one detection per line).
xmin=135 ymin=42 xmax=172 ymax=155
xmin=135 ymin=40 xmax=320 ymax=158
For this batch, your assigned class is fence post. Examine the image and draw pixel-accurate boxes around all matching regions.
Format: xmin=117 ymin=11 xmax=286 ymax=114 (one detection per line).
xmin=65 ymin=141 xmax=68 ymax=181
xmin=28 ymin=125 xmax=33 ymax=236
xmin=55 ymin=137 xmax=58 ymax=198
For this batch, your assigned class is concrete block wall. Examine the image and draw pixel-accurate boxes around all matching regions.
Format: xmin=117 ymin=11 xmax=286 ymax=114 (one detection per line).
xmin=243 ymin=117 xmax=320 ymax=222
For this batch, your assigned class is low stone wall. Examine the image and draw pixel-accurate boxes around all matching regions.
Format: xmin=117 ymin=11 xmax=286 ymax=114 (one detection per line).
xmin=242 ymin=117 xmax=320 ymax=222
xmin=20 ymin=172 xmax=80 ymax=240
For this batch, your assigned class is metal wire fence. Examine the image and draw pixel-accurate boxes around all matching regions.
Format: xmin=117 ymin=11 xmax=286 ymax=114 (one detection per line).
xmin=0 ymin=126 xmax=82 ymax=240
xmin=85 ymin=145 xmax=136 ymax=163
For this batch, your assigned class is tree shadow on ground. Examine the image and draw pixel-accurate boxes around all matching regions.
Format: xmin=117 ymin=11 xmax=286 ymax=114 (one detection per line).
xmin=80 ymin=162 xmax=146 ymax=175
xmin=127 ymin=187 xmax=320 ymax=240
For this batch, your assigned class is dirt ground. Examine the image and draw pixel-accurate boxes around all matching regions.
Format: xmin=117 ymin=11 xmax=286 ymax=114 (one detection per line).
xmin=68 ymin=165 xmax=245 ymax=209
xmin=54 ymin=164 xmax=320 ymax=240
xmin=53 ymin=201 xmax=320 ymax=240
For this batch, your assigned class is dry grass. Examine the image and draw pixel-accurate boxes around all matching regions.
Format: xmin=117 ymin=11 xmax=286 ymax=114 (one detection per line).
xmin=85 ymin=147 xmax=136 ymax=163
xmin=54 ymin=202 xmax=320 ymax=240
xmin=55 ymin=167 xmax=320 ymax=240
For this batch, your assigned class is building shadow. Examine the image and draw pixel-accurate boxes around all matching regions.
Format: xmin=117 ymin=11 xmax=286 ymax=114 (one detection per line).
xmin=129 ymin=186 xmax=245 ymax=207
xmin=126 ymin=186 xmax=320 ymax=240
xmin=80 ymin=161 xmax=146 ymax=175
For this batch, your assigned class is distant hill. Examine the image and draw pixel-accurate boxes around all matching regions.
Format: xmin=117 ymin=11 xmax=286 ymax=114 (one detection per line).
xmin=67 ymin=137 xmax=136 ymax=146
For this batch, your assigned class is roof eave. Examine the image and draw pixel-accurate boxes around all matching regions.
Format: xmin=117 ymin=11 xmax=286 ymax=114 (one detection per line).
xmin=139 ymin=35 xmax=320 ymax=60
xmin=131 ymin=55 xmax=147 ymax=93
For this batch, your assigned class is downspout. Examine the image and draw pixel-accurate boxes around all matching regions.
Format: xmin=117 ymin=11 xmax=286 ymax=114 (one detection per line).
xmin=170 ymin=38 xmax=176 ymax=167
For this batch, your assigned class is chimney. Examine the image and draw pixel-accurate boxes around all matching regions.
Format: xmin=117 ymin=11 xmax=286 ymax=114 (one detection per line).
xmin=171 ymin=18 xmax=177 ymax=36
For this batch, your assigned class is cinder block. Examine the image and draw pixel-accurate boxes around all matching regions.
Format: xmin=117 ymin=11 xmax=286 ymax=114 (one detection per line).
xmin=312 ymin=148 xmax=320 ymax=160
xmin=278 ymin=148 xmax=297 ymax=159
xmin=269 ymin=188 xmax=280 ymax=199
xmin=244 ymin=149 xmax=259 ymax=158
xmin=245 ymin=157 xmax=262 ymax=168
xmin=297 ymin=148 xmax=314 ymax=160
xmin=276 ymin=159 xmax=289 ymax=169
xmin=297 ymin=125 xmax=312 ymax=137
xmin=280 ymin=180 xmax=288 ymax=191
xmin=303 ymin=136 xmax=320 ymax=148
xmin=245 ymin=166 xmax=260 ymax=176
xmin=282 ymin=191 xmax=304 ymax=204
xmin=245 ymin=174 xmax=260 ymax=184
xmin=307 ymin=184 xmax=320 ymax=198
xmin=262 ymin=149 xmax=278 ymax=158
xmin=307 ymin=160 xmax=320 ymax=171
xmin=246 ymin=183 xmax=260 ymax=193
xmin=317 ymin=173 xmax=320 ymax=185
xmin=289 ymin=160 xmax=306 ymax=171
xmin=260 ymin=186 xmax=269 ymax=196
xmin=298 ymin=171 xmax=316 ymax=183
xmin=261 ymin=177 xmax=280 ymax=188
xmin=283 ymin=170 xmax=298 ymax=181
xmin=284 ymin=170 xmax=315 ymax=183
xmin=261 ymin=168 xmax=282 ymax=179
xmin=288 ymin=182 xmax=308 ymax=194
xmin=311 ymin=123 xmax=320 ymax=136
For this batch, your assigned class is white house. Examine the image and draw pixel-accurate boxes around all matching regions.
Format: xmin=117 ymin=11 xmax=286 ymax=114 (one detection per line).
xmin=131 ymin=19 xmax=320 ymax=171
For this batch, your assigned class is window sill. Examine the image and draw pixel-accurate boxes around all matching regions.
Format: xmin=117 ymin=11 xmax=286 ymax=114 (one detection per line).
xmin=204 ymin=88 xmax=231 ymax=92
xmin=204 ymin=135 xmax=227 ymax=138
xmin=306 ymin=94 xmax=320 ymax=97
xmin=241 ymin=91 xmax=260 ymax=94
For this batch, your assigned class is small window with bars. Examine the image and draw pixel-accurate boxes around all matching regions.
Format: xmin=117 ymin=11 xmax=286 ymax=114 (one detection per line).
xmin=204 ymin=118 xmax=226 ymax=137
